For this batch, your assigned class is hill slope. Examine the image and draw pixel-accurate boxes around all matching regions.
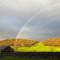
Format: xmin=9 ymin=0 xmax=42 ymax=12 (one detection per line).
xmin=0 ymin=38 xmax=38 ymax=47
xmin=42 ymin=38 xmax=60 ymax=46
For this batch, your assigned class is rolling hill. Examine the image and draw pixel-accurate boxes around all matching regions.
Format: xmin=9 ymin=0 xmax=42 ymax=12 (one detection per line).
xmin=42 ymin=38 xmax=60 ymax=46
xmin=0 ymin=38 xmax=38 ymax=47
xmin=0 ymin=38 xmax=60 ymax=52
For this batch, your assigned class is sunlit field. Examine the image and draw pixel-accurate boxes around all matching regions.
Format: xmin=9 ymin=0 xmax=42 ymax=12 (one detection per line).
xmin=11 ymin=42 xmax=60 ymax=52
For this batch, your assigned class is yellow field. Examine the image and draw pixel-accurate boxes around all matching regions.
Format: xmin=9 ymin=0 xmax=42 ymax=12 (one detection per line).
xmin=11 ymin=42 xmax=60 ymax=52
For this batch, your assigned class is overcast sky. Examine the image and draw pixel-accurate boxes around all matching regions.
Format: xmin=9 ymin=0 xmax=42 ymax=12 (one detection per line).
xmin=0 ymin=0 xmax=60 ymax=40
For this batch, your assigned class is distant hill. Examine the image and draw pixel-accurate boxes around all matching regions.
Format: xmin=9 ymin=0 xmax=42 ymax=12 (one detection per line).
xmin=0 ymin=39 xmax=15 ymax=46
xmin=0 ymin=38 xmax=60 ymax=47
xmin=0 ymin=38 xmax=38 ymax=47
xmin=42 ymin=38 xmax=60 ymax=46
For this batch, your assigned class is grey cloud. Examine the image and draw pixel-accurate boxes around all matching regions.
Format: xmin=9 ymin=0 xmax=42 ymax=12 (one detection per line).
xmin=0 ymin=0 xmax=53 ymax=17
xmin=0 ymin=0 xmax=60 ymax=39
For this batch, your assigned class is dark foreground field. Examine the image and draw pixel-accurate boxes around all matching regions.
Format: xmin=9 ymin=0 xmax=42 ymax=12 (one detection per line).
xmin=0 ymin=52 xmax=60 ymax=60
xmin=0 ymin=56 xmax=56 ymax=60
xmin=0 ymin=56 xmax=59 ymax=60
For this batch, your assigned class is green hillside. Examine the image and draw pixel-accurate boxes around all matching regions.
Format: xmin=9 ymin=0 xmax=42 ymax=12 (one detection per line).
xmin=11 ymin=42 xmax=60 ymax=52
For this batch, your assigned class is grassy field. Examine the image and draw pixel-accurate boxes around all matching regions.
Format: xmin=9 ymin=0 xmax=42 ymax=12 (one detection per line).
xmin=0 ymin=56 xmax=57 ymax=60
xmin=11 ymin=42 xmax=60 ymax=52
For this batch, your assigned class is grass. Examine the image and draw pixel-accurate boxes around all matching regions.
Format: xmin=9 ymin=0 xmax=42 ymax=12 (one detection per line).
xmin=0 ymin=56 xmax=55 ymax=60
xmin=11 ymin=42 xmax=60 ymax=52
